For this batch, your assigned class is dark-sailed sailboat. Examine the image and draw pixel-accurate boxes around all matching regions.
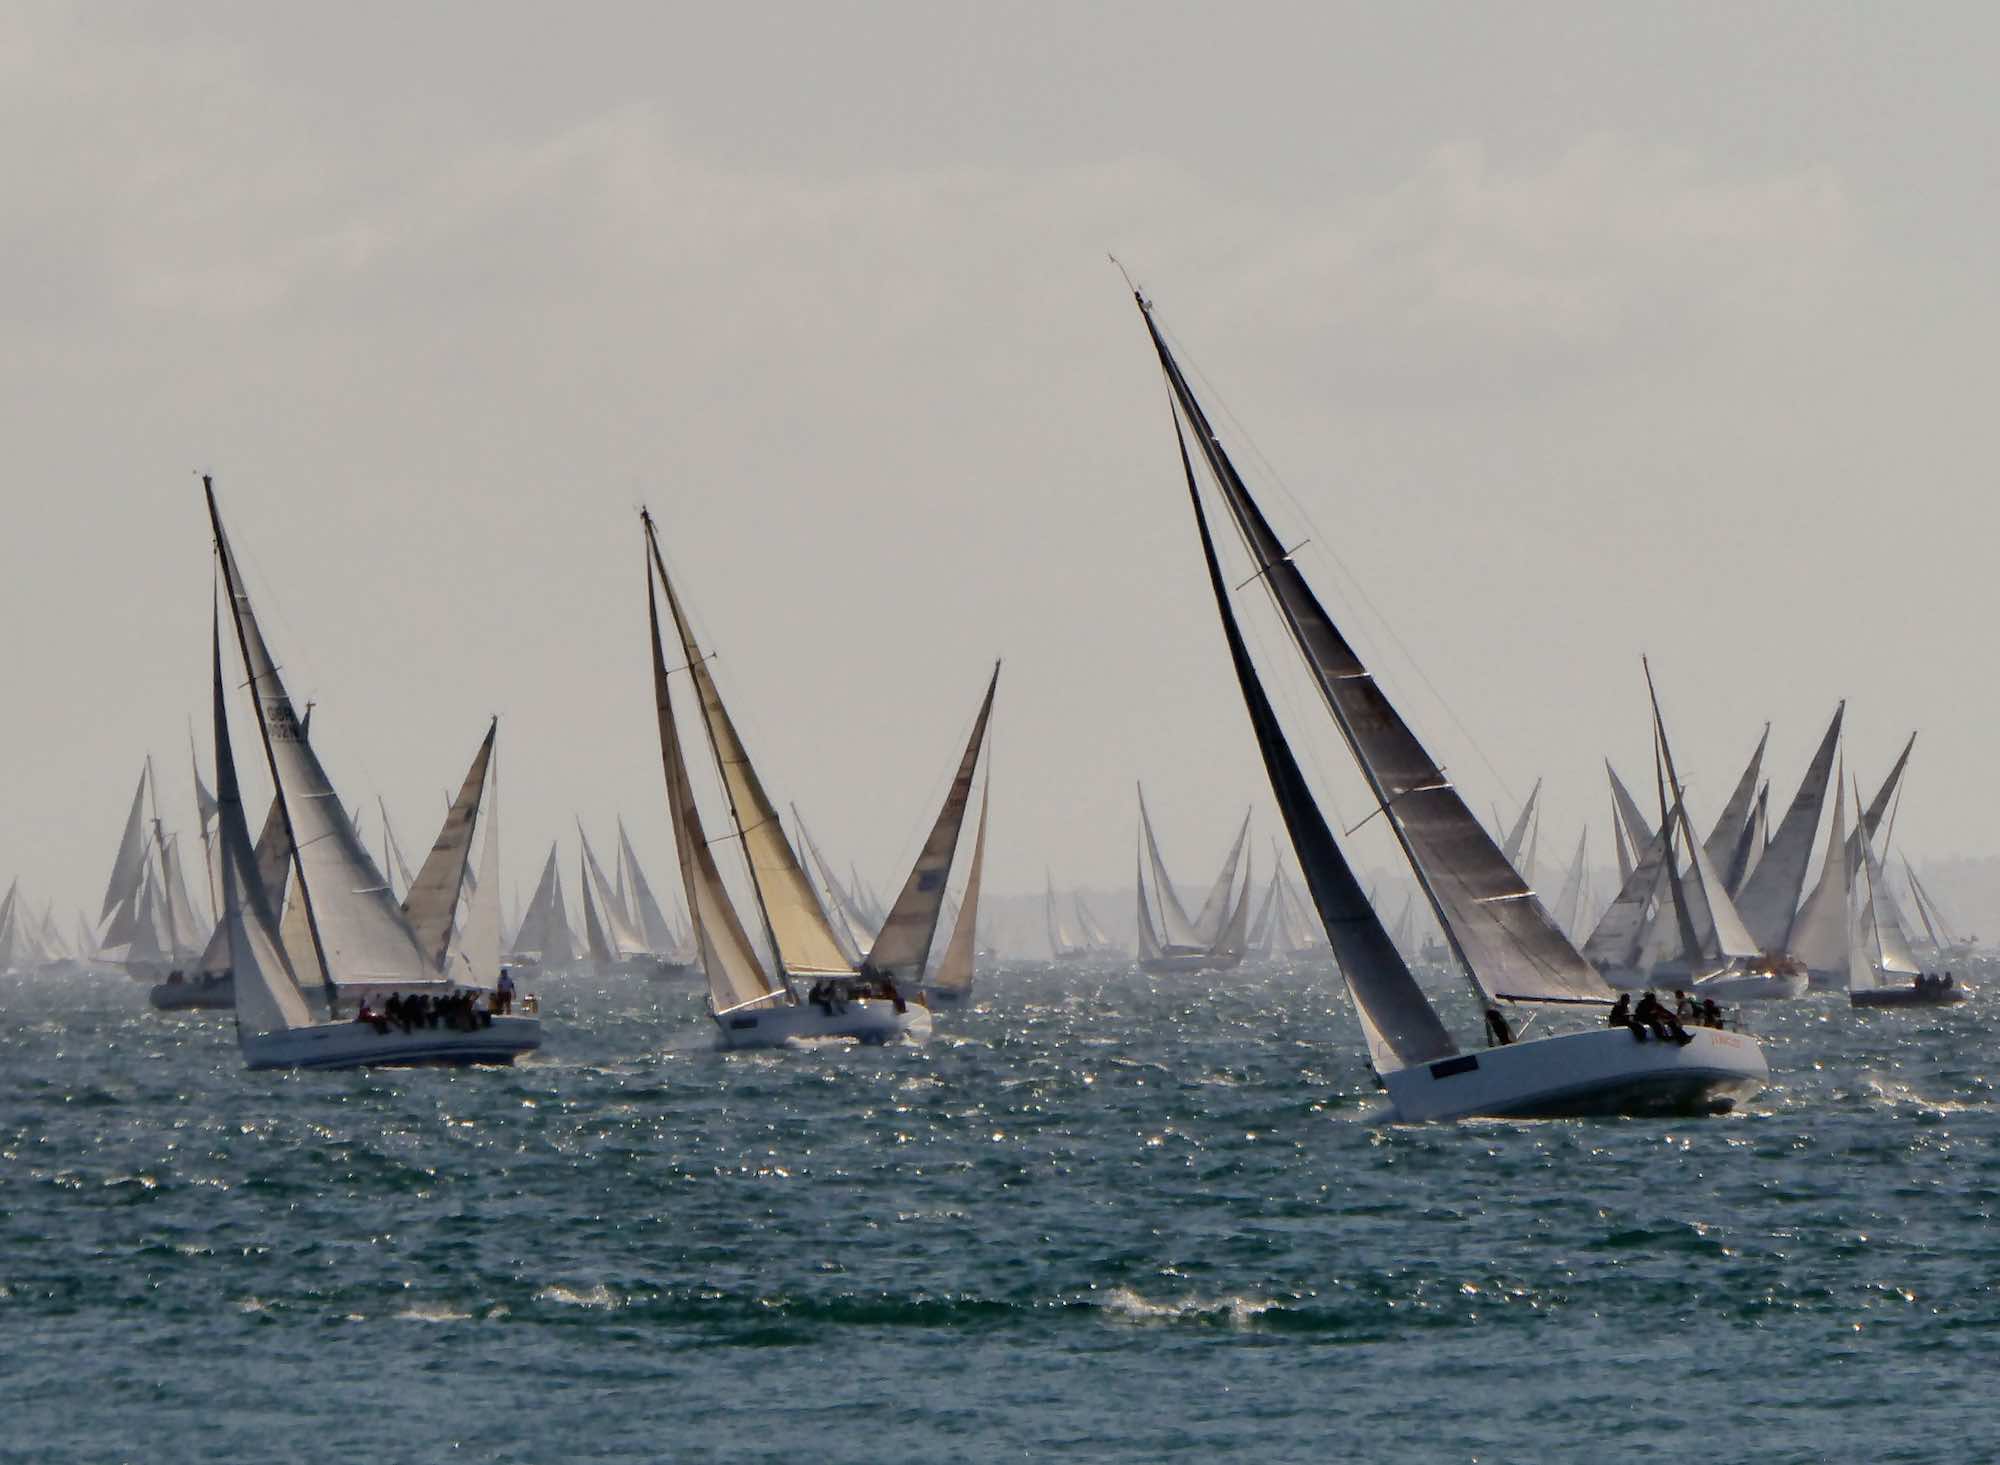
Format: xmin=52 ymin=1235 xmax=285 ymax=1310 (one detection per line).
xmin=1129 ymin=283 xmax=1766 ymax=1120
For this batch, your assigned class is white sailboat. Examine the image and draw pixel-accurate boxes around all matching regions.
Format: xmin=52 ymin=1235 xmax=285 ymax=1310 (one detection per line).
xmin=1132 ymin=283 xmax=1765 ymax=1118
xmin=507 ymin=842 xmax=577 ymax=975
xmin=205 ymin=477 xmax=539 ymax=1069
xmin=1850 ymin=797 xmax=1965 ymax=1008
xmin=641 ymin=508 xmax=932 ymax=1048
xmin=616 ymin=818 xmax=700 ymax=980
xmin=1135 ymin=788 xmax=1252 ymax=974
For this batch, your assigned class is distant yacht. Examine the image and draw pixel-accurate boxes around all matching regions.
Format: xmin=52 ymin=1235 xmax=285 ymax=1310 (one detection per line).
xmin=1129 ymin=282 xmax=1765 ymax=1119
xmin=1134 ymin=786 xmax=1251 ymax=974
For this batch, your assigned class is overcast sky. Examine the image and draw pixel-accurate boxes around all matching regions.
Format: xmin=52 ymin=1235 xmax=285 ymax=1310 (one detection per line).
xmin=5 ymin=2 xmax=1997 ymax=922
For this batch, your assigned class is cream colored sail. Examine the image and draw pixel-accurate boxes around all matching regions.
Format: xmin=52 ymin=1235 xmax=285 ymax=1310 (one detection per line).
xmin=643 ymin=513 xmax=785 ymax=1013
xmin=403 ymin=721 xmax=496 ymax=972
xmin=863 ymin=664 xmax=999 ymax=982
xmin=653 ymin=538 xmax=853 ymax=978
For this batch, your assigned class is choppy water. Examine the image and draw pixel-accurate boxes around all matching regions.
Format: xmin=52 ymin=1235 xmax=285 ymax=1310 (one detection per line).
xmin=3 ymin=963 xmax=1995 ymax=1463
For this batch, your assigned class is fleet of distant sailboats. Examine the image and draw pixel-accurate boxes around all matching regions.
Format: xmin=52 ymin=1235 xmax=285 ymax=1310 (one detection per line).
xmin=2 ymin=277 xmax=1983 ymax=1119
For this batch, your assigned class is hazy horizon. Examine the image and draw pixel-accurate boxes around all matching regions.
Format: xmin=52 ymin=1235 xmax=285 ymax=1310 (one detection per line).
xmin=7 ymin=4 xmax=1998 ymax=933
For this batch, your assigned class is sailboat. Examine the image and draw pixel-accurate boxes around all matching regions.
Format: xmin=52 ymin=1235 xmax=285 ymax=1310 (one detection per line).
xmin=1045 ymin=871 xmax=1088 ymax=961
xmin=1130 ymin=282 xmax=1765 ymax=1118
xmin=507 ymin=841 xmax=577 ymax=975
xmin=616 ymin=819 xmax=700 ymax=980
xmin=641 ymin=508 xmax=949 ymax=1048
xmin=205 ymin=477 xmax=539 ymax=1068
xmin=1850 ymin=792 xmax=1966 ymax=1007
xmin=1134 ymin=788 xmax=1252 ymax=974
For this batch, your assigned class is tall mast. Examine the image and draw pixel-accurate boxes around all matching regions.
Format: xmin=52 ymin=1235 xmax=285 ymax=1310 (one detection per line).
xmin=204 ymin=476 xmax=340 ymax=1012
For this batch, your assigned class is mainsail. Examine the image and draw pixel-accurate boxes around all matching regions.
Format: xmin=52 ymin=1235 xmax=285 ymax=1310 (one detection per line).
xmin=1733 ymin=704 xmax=1843 ymax=954
xmin=205 ymin=477 xmax=435 ymax=999
xmin=1164 ymin=392 xmax=1455 ymax=1067
xmin=1788 ymin=765 xmax=1850 ymax=976
xmin=643 ymin=511 xmax=789 ymax=1013
xmin=863 ymin=664 xmax=1000 ymax=983
xmin=510 ymin=843 xmax=575 ymax=964
xmin=402 ymin=721 xmax=497 ymax=972
xmin=1141 ymin=295 xmax=1608 ymax=1008
xmin=929 ymin=784 xmax=990 ymax=996
xmin=1136 ymin=785 xmax=1204 ymax=950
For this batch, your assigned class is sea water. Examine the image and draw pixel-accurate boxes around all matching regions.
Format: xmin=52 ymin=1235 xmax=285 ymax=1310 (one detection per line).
xmin=2 ymin=964 xmax=1992 ymax=1463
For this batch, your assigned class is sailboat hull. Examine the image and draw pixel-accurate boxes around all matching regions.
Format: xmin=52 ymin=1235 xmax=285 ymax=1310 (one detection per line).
xmin=710 ymin=996 xmax=931 ymax=1049
xmin=1851 ymin=983 xmax=1969 ymax=1008
xmin=1381 ymin=1026 xmax=1768 ymax=1122
xmin=148 ymin=972 xmax=234 ymax=1011
xmin=240 ymin=1015 xmax=543 ymax=1070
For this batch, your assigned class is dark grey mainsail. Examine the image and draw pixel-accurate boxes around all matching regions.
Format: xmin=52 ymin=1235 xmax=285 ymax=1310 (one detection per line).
xmin=1140 ymin=298 xmax=1608 ymax=1008
xmin=1170 ymin=412 xmax=1455 ymax=1066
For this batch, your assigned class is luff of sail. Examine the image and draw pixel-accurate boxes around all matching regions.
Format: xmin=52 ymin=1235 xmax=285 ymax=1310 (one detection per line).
xmin=100 ymin=769 xmax=150 ymax=925
xmin=1140 ymin=298 xmax=1607 ymax=1007
xmin=1168 ymin=406 xmax=1455 ymax=1066
xmin=205 ymin=477 xmax=435 ymax=999
xmin=643 ymin=511 xmax=786 ymax=1013
xmin=652 ymin=537 xmax=853 ymax=979
xmin=863 ymin=663 xmax=1000 ymax=982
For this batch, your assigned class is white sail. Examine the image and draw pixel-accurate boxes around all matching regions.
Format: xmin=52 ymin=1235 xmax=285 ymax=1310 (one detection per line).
xmin=1144 ymin=299 xmax=1607 ymax=1008
xmin=1134 ymin=841 xmax=1165 ymax=963
xmin=1074 ymin=895 xmax=1116 ymax=954
xmin=510 ymin=843 xmax=574 ymax=964
xmin=1190 ymin=810 xmax=1252 ymax=946
xmin=1789 ymin=768 xmax=1850 ymax=976
xmin=1733 ymin=705 xmax=1843 ymax=954
xmin=1583 ymin=813 xmax=1676 ymax=973
xmin=402 ymin=722 xmax=496 ymax=972
xmin=1731 ymin=787 xmax=1770 ymax=896
xmin=864 ymin=664 xmax=1000 ymax=982
xmin=617 ymin=818 xmax=688 ymax=958
xmin=1860 ymin=838 xmax=1921 ymax=978
xmin=654 ymin=550 xmax=853 ymax=979
xmin=929 ymin=784 xmax=989 ymax=995
xmin=1137 ymin=785 xmax=1204 ymax=950
xmin=378 ymin=798 xmax=417 ymax=902
xmin=578 ymin=849 xmax=613 ymax=964
xmin=643 ymin=513 xmax=787 ymax=1013
xmin=206 ymin=479 xmax=436 ymax=995
xmin=1500 ymin=779 xmax=1541 ymax=872
xmin=207 ymin=602 xmax=310 ymax=1035
xmin=1550 ymin=829 xmax=1590 ymax=940
xmin=193 ymin=790 xmax=294 ymax=977
xmin=795 ymin=810 xmax=877 ymax=963
xmin=1213 ymin=843 xmax=1254 ymax=959
xmin=99 ymin=768 xmax=150 ymax=925
xmin=0 ymin=882 xmax=19 ymax=971
xmin=1703 ymin=726 xmax=1769 ymax=873
xmin=1607 ymin=763 xmax=1655 ymax=855
xmin=578 ymin=825 xmax=648 ymax=959
xmin=1045 ymin=872 xmax=1081 ymax=956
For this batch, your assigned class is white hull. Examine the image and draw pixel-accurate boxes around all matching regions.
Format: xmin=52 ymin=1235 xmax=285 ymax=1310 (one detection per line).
xmin=1381 ymin=1026 xmax=1768 ymax=1122
xmin=710 ymin=996 xmax=931 ymax=1050
xmin=1692 ymin=970 xmax=1809 ymax=1002
xmin=239 ymin=1015 xmax=542 ymax=1070
xmin=149 ymin=973 xmax=234 ymax=1011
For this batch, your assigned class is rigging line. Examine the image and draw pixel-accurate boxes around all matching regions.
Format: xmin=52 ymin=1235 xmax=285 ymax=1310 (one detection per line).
xmin=1154 ymin=315 xmax=1524 ymax=813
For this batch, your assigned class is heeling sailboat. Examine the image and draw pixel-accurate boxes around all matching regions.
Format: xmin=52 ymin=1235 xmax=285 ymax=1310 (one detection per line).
xmin=1045 ymin=871 xmax=1088 ymax=961
xmin=204 ymin=477 xmax=539 ymax=1069
xmin=1130 ymin=285 xmax=1764 ymax=1118
xmin=640 ymin=508 xmax=928 ymax=1048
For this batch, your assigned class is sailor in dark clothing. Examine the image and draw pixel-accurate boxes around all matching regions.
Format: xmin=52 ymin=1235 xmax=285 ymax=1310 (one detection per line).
xmin=1635 ymin=991 xmax=1694 ymax=1045
xmin=1608 ymin=993 xmax=1637 ymax=1037
xmin=1484 ymin=1006 xmax=1514 ymax=1046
